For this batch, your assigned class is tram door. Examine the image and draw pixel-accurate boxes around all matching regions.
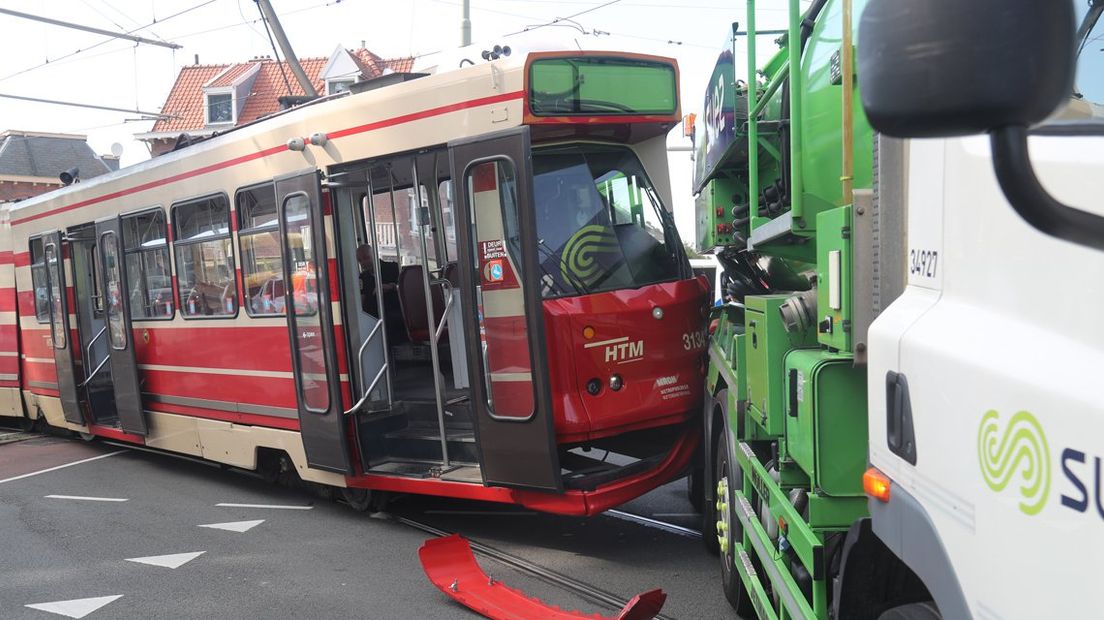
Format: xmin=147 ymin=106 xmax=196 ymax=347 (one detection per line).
xmin=94 ymin=217 xmax=148 ymax=435
xmin=449 ymin=127 xmax=562 ymax=491
xmin=276 ymin=170 xmax=351 ymax=474
xmin=40 ymin=232 xmax=82 ymax=424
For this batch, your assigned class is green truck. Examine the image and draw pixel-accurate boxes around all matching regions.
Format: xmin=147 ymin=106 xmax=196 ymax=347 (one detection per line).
xmin=692 ymin=0 xmax=913 ymax=617
xmin=695 ymin=0 xmax=1104 ymax=618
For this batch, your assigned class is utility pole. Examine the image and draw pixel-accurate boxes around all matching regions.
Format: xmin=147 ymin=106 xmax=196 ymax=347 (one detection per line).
xmin=0 ymin=7 xmax=181 ymax=49
xmin=254 ymin=0 xmax=318 ymax=97
xmin=461 ymin=0 xmax=471 ymax=46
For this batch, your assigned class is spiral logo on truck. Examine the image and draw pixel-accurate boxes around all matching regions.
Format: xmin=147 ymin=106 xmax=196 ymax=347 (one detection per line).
xmin=561 ymin=225 xmax=620 ymax=287
xmin=978 ymin=410 xmax=1051 ymax=516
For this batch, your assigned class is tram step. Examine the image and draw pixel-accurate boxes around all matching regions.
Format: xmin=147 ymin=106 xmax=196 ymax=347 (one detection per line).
xmin=383 ymin=424 xmax=479 ymax=463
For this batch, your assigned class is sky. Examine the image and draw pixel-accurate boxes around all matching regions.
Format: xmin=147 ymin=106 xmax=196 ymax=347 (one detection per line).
xmin=0 ymin=0 xmax=802 ymax=237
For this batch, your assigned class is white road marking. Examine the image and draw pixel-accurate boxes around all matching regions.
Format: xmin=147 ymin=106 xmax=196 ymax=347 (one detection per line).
xmin=125 ymin=551 xmax=205 ymax=569
xmin=25 ymin=595 xmax=122 ymax=619
xmin=0 ymin=451 xmax=124 ymax=486
xmin=197 ymin=519 xmax=265 ymax=532
xmin=652 ymin=512 xmax=701 ymax=518
xmin=45 ymin=495 xmax=128 ymax=502
xmin=216 ymin=502 xmax=313 ymax=510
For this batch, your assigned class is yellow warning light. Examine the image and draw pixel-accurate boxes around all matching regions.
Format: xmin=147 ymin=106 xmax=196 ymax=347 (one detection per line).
xmin=863 ymin=467 xmax=892 ymax=503
xmin=582 ymin=326 xmax=595 ymax=339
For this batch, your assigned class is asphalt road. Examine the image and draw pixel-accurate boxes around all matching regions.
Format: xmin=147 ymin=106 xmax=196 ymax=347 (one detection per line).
xmin=0 ymin=433 xmax=737 ymax=619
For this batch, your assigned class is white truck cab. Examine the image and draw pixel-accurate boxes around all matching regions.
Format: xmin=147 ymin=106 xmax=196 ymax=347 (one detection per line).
xmin=860 ymin=0 xmax=1104 ymax=617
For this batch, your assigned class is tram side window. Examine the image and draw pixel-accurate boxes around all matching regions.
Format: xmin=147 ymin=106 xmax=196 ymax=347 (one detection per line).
xmin=237 ymin=183 xmax=284 ymax=316
xmin=29 ymin=237 xmax=49 ymax=323
xmin=121 ymin=209 xmax=173 ymax=319
xmin=172 ymin=194 xmax=238 ymax=317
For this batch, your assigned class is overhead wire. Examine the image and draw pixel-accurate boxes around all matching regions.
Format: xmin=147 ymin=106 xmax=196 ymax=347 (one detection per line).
xmin=0 ymin=0 xmax=218 ymax=83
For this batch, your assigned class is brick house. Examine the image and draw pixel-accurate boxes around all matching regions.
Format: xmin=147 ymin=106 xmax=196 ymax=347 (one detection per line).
xmin=136 ymin=46 xmax=414 ymax=157
xmin=0 ymin=131 xmax=118 ymax=203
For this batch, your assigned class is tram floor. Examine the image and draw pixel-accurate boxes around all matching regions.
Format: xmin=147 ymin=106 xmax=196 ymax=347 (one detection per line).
xmin=0 ymin=434 xmax=740 ymax=619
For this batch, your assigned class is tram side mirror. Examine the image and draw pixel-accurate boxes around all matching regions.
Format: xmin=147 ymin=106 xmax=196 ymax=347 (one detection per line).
xmin=858 ymin=0 xmax=1104 ymax=253
xmin=857 ymin=0 xmax=1075 ymax=138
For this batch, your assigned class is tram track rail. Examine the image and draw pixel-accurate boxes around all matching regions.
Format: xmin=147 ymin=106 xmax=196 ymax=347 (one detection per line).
xmin=395 ymin=514 xmax=678 ymax=620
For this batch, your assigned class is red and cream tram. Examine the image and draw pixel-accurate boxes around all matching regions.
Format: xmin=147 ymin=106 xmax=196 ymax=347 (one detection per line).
xmin=0 ymin=51 xmax=709 ymax=515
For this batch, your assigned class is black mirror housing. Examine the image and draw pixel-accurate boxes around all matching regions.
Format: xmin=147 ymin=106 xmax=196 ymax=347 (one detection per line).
xmin=858 ymin=0 xmax=1077 ymax=138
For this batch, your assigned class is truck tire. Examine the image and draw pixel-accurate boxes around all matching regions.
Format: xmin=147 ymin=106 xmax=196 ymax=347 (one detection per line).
xmin=715 ymin=413 xmax=754 ymax=615
xmin=702 ymin=389 xmax=727 ymax=555
xmin=878 ymin=602 xmax=940 ymax=620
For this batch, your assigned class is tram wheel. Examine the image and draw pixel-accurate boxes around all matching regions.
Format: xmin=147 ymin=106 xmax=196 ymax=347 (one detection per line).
xmin=19 ymin=415 xmax=34 ymax=432
xmin=341 ymin=488 xmax=374 ymax=512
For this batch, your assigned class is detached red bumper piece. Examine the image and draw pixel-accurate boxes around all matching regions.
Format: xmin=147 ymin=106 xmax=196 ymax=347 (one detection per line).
xmin=419 ymin=534 xmax=667 ymax=620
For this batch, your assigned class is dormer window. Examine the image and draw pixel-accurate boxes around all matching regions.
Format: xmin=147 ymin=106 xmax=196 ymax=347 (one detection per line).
xmin=207 ymin=93 xmax=233 ymax=124
xmin=327 ymin=79 xmax=355 ymax=95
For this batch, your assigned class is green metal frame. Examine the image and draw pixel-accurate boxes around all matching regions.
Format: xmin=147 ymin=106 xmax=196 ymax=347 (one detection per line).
xmin=704 ymin=0 xmax=876 ymax=618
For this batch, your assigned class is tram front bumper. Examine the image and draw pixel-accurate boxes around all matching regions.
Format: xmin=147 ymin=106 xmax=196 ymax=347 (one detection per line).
xmin=516 ymin=421 xmax=700 ymax=517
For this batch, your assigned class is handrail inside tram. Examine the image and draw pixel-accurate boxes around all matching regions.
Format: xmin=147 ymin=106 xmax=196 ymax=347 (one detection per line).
xmin=342 ymin=319 xmax=388 ymax=416
xmin=433 ymin=278 xmax=454 ymax=344
xmin=77 ymin=326 xmax=109 ymax=388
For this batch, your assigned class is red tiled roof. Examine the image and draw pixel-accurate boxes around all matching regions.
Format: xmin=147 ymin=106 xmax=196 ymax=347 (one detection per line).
xmin=238 ymin=56 xmax=328 ymax=123
xmin=151 ymin=64 xmax=230 ymax=134
xmin=147 ymin=49 xmax=414 ymax=137
xmin=207 ymin=62 xmax=260 ymax=88
xmin=382 ymin=57 xmax=415 ymax=74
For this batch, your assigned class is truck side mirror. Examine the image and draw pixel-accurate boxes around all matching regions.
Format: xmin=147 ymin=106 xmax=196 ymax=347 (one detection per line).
xmin=857 ymin=0 xmax=1104 ymax=252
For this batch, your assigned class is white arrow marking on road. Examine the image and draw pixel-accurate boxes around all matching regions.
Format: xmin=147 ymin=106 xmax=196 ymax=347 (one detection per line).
xmin=25 ymin=595 xmax=122 ymax=618
xmin=45 ymin=495 xmax=128 ymax=502
xmin=197 ymin=519 xmax=265 ymax=533
xmin=216 ymin=502 xmax=313 ymax=510
xmin=125 ymin=551 xmax=205 ymax=569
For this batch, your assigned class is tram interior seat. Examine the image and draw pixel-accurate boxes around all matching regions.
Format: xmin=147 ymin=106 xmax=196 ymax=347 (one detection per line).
xmin=397 ymin=264 xmax=450 ymax=344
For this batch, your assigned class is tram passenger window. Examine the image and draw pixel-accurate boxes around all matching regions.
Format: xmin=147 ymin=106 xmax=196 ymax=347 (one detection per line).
xmin=465 ymin=159 xmax=536 ymax=420
xmin=121 ymin=209 xmax=173 ymax=319
xmin=172 ymin=194 xmax=238 ymax=318
xmin=29 ymin=237 xmax=49 ymax=323
xmin=237 ymin=183 xmax=284 ymax=316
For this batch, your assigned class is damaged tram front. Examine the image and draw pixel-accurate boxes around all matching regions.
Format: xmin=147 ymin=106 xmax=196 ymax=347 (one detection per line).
xmin=8 ymin=50 xmax=709 ymax=515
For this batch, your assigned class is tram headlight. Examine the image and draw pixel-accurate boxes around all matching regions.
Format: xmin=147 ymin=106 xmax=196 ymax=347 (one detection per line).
xmin=651 ymin=306 xmax=664 ymax=320
xmin=609 ymin=374 xmax=623 ymax=391
xmin=586 ymin=378 xmax=602 ymax=396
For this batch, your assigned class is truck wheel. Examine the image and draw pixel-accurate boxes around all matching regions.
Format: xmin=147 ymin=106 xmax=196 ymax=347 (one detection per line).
xmin=715 ymin=420 xmax=754 ymax=615
xmin=878 ymin=602 xmax=940 ymax=620
xmin=701 ymin=390 xmax=727 ymax=555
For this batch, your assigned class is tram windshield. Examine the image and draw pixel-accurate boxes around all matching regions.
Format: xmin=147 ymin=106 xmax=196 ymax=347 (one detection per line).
xmin=531 ymin=144 xmax=686 ymax=298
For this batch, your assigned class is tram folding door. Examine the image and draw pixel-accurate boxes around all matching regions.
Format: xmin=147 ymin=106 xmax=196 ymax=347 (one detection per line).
xmin=449 ymin=127 xmax=562 ymax=492
xmin=41 ymin=231 xmax=83 ymax=424
xmin=94 ymin=217 xmax=148 ymax=435
xmin=276 ymin=170 xmax=351 ymax=474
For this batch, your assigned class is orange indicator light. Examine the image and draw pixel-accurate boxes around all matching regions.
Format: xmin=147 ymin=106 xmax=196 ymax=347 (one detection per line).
xmin=582 ymin=326 xmax=595 ymax=339
xmin=863 ymin=467 xmax=892 ymax=502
